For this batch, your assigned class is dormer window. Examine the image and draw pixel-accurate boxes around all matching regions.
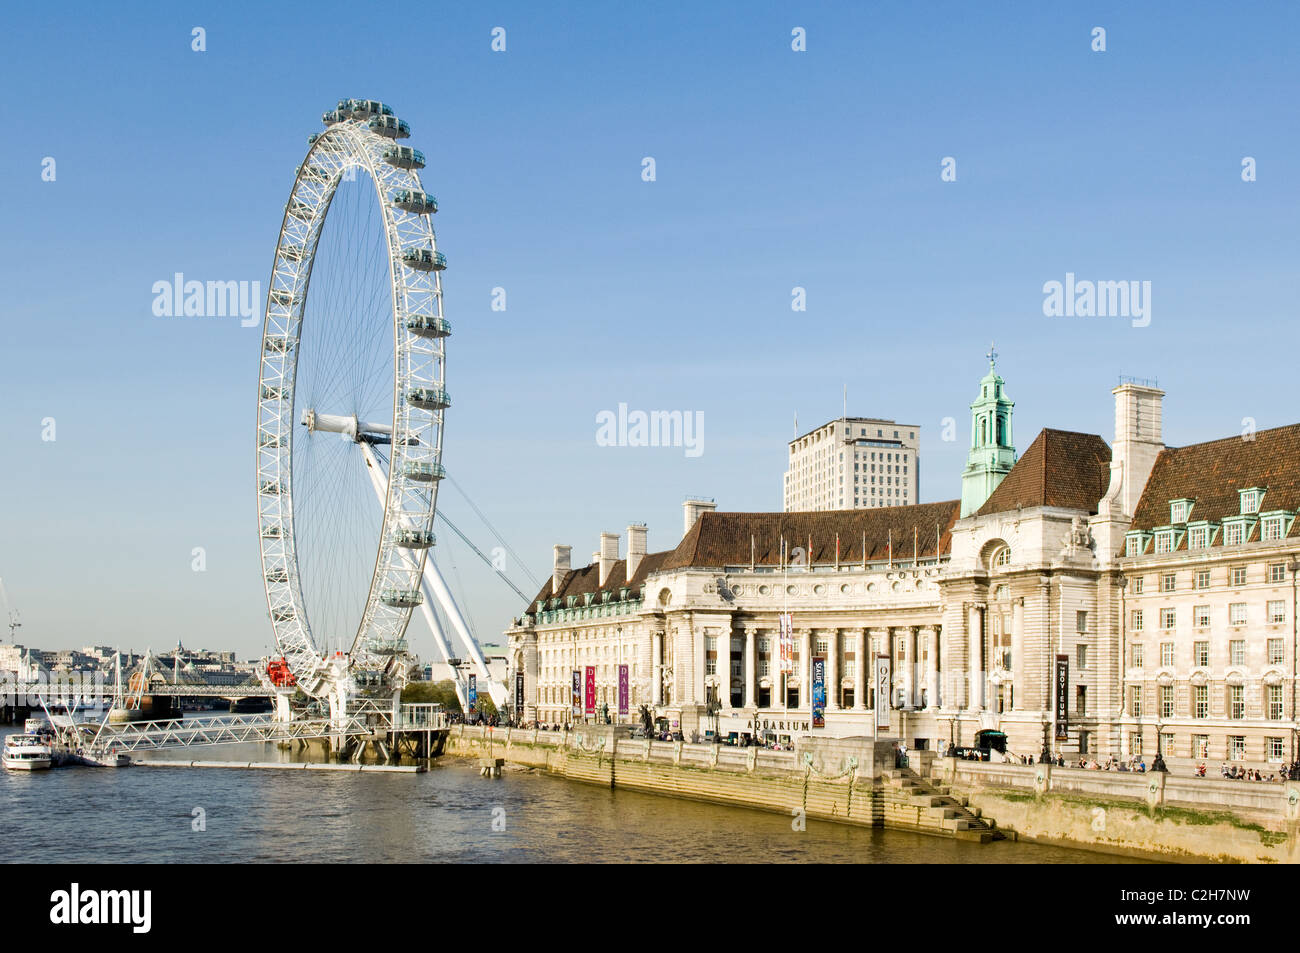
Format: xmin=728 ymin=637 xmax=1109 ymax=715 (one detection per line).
xmin=1223 ymin=521 xmax=1247 ymax=547
xmin=1154 ymin=530 xmax=1174 ymax=554
xmin=1261 ymin=512 xmax=1293 ymax=542
xmin=1170 ymin=499 xmax=1193 ymax=524
xmin=1240 ymin=488 xmax=1264 ymax=514
xmin=1187 ymin=523 xmax=1216 ymax=551
xmin=1125 ymin=532 xmax=1149 ymax=557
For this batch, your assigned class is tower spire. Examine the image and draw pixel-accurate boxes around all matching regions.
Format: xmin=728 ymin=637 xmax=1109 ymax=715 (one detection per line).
xmin=960 ymin=348 xmax=1017 ymax=517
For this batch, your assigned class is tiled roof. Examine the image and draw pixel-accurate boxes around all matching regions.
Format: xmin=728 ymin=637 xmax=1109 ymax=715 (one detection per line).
xmin=1129 ymin=423 xmax=1300 ymax=546
xmin=659 ymin=501 xmax=962 ymax=571
xmin=976 ymin=429 xmax=1112 ymax=516
xmin=531 ymin=550 xmax=672 ymax=607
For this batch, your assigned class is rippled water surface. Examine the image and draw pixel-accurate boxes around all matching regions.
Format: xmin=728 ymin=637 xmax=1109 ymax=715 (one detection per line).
xmin=0 ymin=732 xmax=1138 ymax=863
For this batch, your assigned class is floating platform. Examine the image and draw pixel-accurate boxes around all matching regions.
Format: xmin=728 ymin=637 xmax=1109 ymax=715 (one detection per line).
xmin=133 ymin=760 xmax=425 ymax=773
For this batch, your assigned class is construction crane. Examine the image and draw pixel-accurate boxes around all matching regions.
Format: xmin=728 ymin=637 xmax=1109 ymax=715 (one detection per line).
xmin=0 ymin=577 xmax=21 ymax=642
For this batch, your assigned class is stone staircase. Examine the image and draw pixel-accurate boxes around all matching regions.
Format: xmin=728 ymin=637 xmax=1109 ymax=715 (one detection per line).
xmin=879 ymin=766 xmax=1009 ymax=844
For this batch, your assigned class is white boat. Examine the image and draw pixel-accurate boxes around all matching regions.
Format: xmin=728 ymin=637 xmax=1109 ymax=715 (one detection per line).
xmin=3 ymin=733 xmax=54 ymax=771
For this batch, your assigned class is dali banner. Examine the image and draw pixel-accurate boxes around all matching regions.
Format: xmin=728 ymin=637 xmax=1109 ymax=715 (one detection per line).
xmin=618 ymin=664 xmax=628 ymax=716
xmin=1055 ymin=655 xmax=1069 ymax=741
xmin=584 ymin=665 xmax=596 ymax=715
xmin=875 ymin=654 xmax=891 ymax=731
xmin=811 ymin=657 xmax=826 ymax=727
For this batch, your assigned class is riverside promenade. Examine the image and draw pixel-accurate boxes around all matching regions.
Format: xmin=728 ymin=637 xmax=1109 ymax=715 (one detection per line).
xmin=447 ymin=725 xmax=1300 ymax=862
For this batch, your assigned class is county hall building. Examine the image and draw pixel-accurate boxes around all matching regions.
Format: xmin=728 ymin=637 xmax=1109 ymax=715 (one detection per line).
xmin=506 ymin=358 xmax=1300 ymax=769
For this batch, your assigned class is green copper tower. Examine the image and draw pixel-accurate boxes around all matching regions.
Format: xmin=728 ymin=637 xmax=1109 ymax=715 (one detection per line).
xmin=960 ymin=345 xmax=1017 ymax=517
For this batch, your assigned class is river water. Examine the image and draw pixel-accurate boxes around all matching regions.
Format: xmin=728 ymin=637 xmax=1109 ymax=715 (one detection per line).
xmin=0 ymin=731 xmax=1139 ymax=863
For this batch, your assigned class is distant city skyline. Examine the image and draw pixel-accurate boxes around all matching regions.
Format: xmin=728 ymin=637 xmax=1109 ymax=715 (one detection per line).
xmin=2 ymin=1 xmax=1297 ymax=659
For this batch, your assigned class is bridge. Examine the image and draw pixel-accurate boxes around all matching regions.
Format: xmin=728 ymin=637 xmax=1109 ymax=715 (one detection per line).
xmin=5 ymin=681 xmax=274 ymax=701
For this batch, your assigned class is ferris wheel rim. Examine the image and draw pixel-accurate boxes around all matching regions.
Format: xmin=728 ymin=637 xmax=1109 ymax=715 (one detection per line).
xmin=254 ymin=102 xmax=448 ymax=697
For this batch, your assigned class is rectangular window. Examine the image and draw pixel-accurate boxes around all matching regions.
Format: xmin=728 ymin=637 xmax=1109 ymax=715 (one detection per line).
xmin=1076 ymin=685 xmax=1087 ymax=716
xmin=1231 ymin=566 xmax=1247 ymax=587
xmin=1268 ymin=684 xmax=1283 ymax=721
xmin=1171 ymin=501 xmax=1189 ymax=523
xmin=1241 ymin=490 xmax=1260 ymax=514
xmin=815 ymin=638 xmax=829 ymax=656
xmin=1262 ymin=516 xmax=1284 ymax=541
xmin=1160 ymin=607 xmax=1176 ymax=629
xmin=1131 ymin=643 xmax=1144 ymax=669
xmin=1193 ymin=735 xmax=1209 ymax=759
xmin=1161 ymin=573 xmax=1177 ymax=592
xmin=1130 ymin=734 xmax=1143 ymax=756
xmin=1160 ymin=684 xmax=1174 ymax=719
xmin=1131 ymin=609 xmax=1144 ymax=631
xmin=1230 ymin=603 xmax=1247 ymax=626
xmin=1076 ymin=610 xmax=1088 ymax=633
xmin=1229 ymin=736 xmax=1246 ymax=761
xmin=1160 ymin=733 xmax=1175 ymax=757
xmin=1230 ymin=640 xmax=1246 ymax=666
xmin=1225 ymin=522 xmax=1245 ymax=546
xmin=1076 ymin=644 xmax=1088 ymax=670
xmin=1195 ymin=685 xmax=1208 ymax=719
xmin=1125 ymin=537 xmax=1140 ymax=557
xmin=1195 ymin=570 xmax=1210 ymax=590
xmin=1230 ymin=685 xmax=1245 ymax=720
xmin=1155 ymin=531 xmax=1173 ymax=554
xmin=1194 ymin=605 xmax=1211 ymax=628
xmin=1269 ymin=600 xmax=1285 ymax=624
xmin=1269 ymin=638 xmax=1284 ymax=666
xmin=1269 ymin=737 xmax=1285 ymax=762
xmin=1189 ymin=526 xmax=1208 ymax=550
xmin=1270 ymin=563 xmax=1287 ymax=584
xmin=1133 ymin=577 xmax=1145 ymax=595
xmin=1161 ymin=642 xmax=1175 ymax=667
xmin=1194 ymin=641 xmax=1209 ymax=667
xmin=1130 ymin=686 xmax=1142 ymax=718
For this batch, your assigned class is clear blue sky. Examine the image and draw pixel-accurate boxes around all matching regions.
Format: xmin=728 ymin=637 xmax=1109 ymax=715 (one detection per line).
xmin=1 ymin=1 xmax=1297 ymax=659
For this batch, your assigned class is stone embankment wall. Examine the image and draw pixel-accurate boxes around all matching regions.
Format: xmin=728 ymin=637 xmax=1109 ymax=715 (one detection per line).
xmin=936 ymin=759 xmax=1300 ymax=863
xmin=446 ymin=727 xmax=989 ymax=841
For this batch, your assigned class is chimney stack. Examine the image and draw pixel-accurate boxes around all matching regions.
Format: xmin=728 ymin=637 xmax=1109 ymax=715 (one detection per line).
xmin=626 ymin=523 xmax=647 ymax=579
xmin=1109 ymin=381 xmax=1165 ymax=518
xmin=552 ymin=545 xmax=571 ymax=597
xmin=598 ymin=532 xmax=619 ymax=587
xmin=683 ymin=497 xmax=717 ymax=540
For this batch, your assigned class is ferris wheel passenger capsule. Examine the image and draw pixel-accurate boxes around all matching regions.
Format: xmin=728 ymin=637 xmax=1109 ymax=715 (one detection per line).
xmin=261 ymin=524 xmax=283 ymax=539
xmin=263 ymin=336 xmax=293 ymax=352
xmin=391 ymin=189 xmax=438 ymax=214
xmin=285 ymin=197 xmax=314 ymax=221
xmin=380 ymin=589 xmax=423 ymax=609
xmin=403 ymin=461 xmax=446 ymax=482
xmin=343 ymin=99 xmax=394 ymax=120
xmin=400 ymin=248 xmax=447 ymax=272
xmin=268 ymin=290 xmax=298 ymax=308
xmin=265 ymin=569 xmax=289 ymax=584
xmin=383 ymin=145 xmax=425 ymax=170
xmin=405 ymin=315 xmax=450 ymax=338
xmin=271 ymin=606 xmax=295 ymax=621
xmin=367 ymin=115 xmax=411 ymax=139
xmin=322 ymin=108 xmax=349 ymax=125
xmin=261 ymin=385 xmax=287 ymax=400
xmin=407 ymin=387 xmax=450 ymax=411
xmin=394 ymin=529 xmax=436 ymax=549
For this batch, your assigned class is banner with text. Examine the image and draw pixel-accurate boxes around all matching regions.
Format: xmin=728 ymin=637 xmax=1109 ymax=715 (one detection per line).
xmin=1055 ymin=654 xmax=1069 ymax=741
xmin=571 ymin=670 xmax=581 ymax=717
xmin=618 ymin=664 xmax=628 ymax=716
xmin=875 ymin=654 xmax=891 ymax=731
xmin=584 ymin=665 xmax=596 ymax=715
xmin=811 ymin=657 xmax=826 ymax=728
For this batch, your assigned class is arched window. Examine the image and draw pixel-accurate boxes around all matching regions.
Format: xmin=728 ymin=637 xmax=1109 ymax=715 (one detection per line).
xmin=993 ymin=546 xmax=1011 ymax=569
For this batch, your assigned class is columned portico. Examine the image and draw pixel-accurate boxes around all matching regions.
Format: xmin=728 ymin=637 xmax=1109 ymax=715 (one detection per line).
xmin=967 ymin=604 xmax=984 ymax=711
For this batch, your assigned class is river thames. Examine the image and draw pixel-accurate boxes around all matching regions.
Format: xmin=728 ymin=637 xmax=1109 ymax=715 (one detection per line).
xmin=0 ymin=733 xmax=1139 ymax=863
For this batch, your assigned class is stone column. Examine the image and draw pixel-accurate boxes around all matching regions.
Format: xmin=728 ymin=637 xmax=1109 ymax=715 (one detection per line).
xmin=902 ymin=626 xmax=915 ymax=709
xmin=854 ymin=627 xmax=867 ymax=710
xmin=694 ymin=621 xmax=706 ymax=707
xmin=826 ymin=629 xmax=839 ymax=710
xmin=924 ymin=626 xmax=939 ymax=710
xmin=869 ymin=627 xmax=889 ymax=711
xmin=744 ymin=626 xmax=757 ymax=709
xmin=800 ymin=629 xmax=812 ymax=710
xmin=652 ymin=631 xmax=664 ymax=706
xmin=968 ymin=604 xmax=983 ymax=711
xmin=1011 ymin=598 xmax=1024 ymax=711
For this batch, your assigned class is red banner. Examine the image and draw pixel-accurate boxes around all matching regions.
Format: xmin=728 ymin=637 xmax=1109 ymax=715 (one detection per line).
xmin=584 ymin=666 xmax=596 ymax=715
